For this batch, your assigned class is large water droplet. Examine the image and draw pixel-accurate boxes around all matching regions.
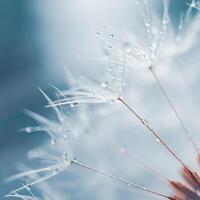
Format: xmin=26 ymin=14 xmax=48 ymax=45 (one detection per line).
xmin=25 ymin=127 xmax=32 ymax=133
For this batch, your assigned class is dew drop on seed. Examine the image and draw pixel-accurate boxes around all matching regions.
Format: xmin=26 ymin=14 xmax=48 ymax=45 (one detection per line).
xmin=25 ymin=127 xmax=32 ymax=133
xmin=123 ymin=42 xmax=132 ymax=53
xmin=107 ymin=67 xmax=112 ymax=72
xmin=70 ymin=102 xmax=78 ymax=107
xmin=101 ymin=82 xmax=108 ymax=88
xmin=109 ymin=33 xmax=114 ymax=38
xmin=142 ymin=185 xmax=147 ymax=190
xmin=73 ymin=157 xmax=77 ymax=161
xmin=141 ymin=119 xmax=148 ymax=125
xmin=145 ymin=22 xmax=150 ymax=27
xmin=63 ymin=153 xmax=68 ymax=160
xmin=26 ymin=184 xmax=32 ymax=191
xmin=95 ymin=32 xmax=100 ymax=36
xmin=51 ymin=138 xmax=56 ymax=145
xmin=64 ymin=130 xmax=70 ymax=138
xmin=53 ymin=168 xmax=60 ymax=175
xmin=156 ymin=138 xmax=160 ymax=142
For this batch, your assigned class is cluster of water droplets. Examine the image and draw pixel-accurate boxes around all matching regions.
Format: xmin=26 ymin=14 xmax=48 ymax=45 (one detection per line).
xmin=95 ymin=27 xmax=127 ymax=100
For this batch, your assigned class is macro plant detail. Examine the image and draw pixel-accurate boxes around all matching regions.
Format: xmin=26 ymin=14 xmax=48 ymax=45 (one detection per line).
xmin=5 ymin=0 xmax=200 ymax=200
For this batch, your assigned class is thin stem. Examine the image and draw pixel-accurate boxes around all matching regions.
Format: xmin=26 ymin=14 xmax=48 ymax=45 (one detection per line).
xmin=72 ymin=160 xmax=170 ymax=199
xmin=118 ymin=97 xmax=188 ymax=169
xmin=149 ymin=66 xmax=199 ymax=155
xmin=105 ymin=140 xmax=169 ymax=183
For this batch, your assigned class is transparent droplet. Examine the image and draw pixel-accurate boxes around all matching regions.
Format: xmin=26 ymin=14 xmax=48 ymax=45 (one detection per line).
xmin=70 ymin=102 xmax=78 ymax=107
xmin=107 ymin=67 xmax=112 ymax=72
xmin=123 ymin=42 xmax=132 ymax=53
xmin=162 ymin=19 xmax=168 ymax=24
xmin=108 ymin=45 xmax=112 ymax=49
xmin=64 ymin=130 xmax=70 ymax=138
xmin=156 ymin=138 xmax=160 ymax=142
xmin=109 ymin=33 xmax=114 ymax=38
xmin=73 ymin=157 xmax=77 ymax=161
xmin=26 ymin=184 xmax=32 ymax=191
xmin=101 ymin=81 xmax=108 ymax=88
xmin=25 ymin=127 xmax=32 ymax=133
xmin=142 ymin=185 xmax=147 ymax=190
xmin=53 ymin=168 xmax=61 ymax=175
xmin=63 ymin=153 xmax=68 ymax=160
xmin=95 ymin=32 xmax=100 ymax=36
xmin=190 ymin=2 xmax=195 ymax=7
xmin=145 ymin=22 xmax=150 ymax=27
xmin=141 ymin=119 xmax=148 ymax=125
xmin=51 ymin=138 xmax=56 ymax=145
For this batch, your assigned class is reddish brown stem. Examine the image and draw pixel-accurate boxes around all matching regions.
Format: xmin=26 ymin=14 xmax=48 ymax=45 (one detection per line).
xmin=118 ymin=97 xmax=188 ymax=170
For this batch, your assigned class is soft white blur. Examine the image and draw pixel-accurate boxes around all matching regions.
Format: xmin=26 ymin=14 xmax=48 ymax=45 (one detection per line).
xmin=14 ymin=1 xmax=200 ymax=200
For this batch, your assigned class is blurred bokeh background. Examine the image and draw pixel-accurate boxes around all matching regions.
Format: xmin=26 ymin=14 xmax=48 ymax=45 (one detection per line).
xmin=0 ymin=0 xmax=194 ymax=199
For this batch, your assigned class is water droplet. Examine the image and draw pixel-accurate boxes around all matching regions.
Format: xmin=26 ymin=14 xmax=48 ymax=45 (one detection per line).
xmin=190 ymin=2 xmax=196 ymax=7
xmin=26 ymin=184 xmax=32 ymax=191
xmin=123 ymin=42 xmax=132 ymax=53
xmin=51 ymin=138 xmax=56 ymax=145
xmin=142 ymin=185 xmax=147 ymax=190
xmin=107 ymin=67 xmax=112 ymax=72
xmin=73 ymin=157 xmax=77 ymax=161
xmin=53 ymin=168 xmax=61 ymax=175
xmin=156 ymin=138 xmax=160 ymax=142
xmin=145 ymin=22 xmax=150 ymax=27
xmin=101 ymin=82 xmax=108 ymax=88
xmin=64 ymin=130 xmax=70 ymax=138
xmin=108 ymin=45 xmax=112 ymax=49
xmin=63 ymin=153 xmax=68 ymax=159
xmin=63 ymin=154 xmax=71 ymax=166
xmin=109 ymin=33 xmax=114 ymax=38
xmin=25 ymin=127 xmax=32 ymax=133
xmin=70 ymin=102 xmax=78 ymax=107
xmin=141 ymin=119 xmax=148 ymax=125
xmin=95 ymin=32 xmax=100 ymax=36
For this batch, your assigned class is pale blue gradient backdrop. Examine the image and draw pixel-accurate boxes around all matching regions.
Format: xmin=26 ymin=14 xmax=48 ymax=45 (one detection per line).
xmin=0 ymin=0 xmax=192 ymax=198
